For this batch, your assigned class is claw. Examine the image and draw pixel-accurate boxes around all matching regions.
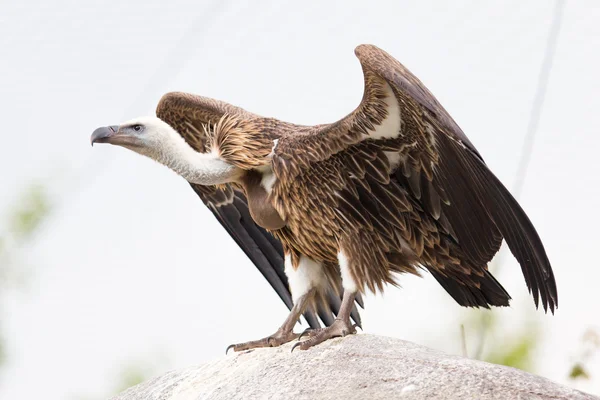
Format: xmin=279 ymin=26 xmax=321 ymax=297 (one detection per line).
xmin=291 ymin=342 xmax=303 ymax=353
xmin=353 ymin=323 xmax=363 ymax=332
xmin=298 ymin=327 xmax=313 ymax=340
xmin=225 ymin=344 xmax=235 ymax=355
xmin=291 ymin=318 xmax=356 ymax=350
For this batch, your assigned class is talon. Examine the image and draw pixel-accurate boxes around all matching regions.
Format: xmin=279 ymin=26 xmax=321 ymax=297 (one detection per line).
xmin=225 ymin=344 xmax=235 ymax=355
xmin=291 ymin=342 xmax=303 ymax=353
xmin=298 ymin=328 xmax=313 ymax=340
xmin=353 ymin=323 xmax=362 ymax=331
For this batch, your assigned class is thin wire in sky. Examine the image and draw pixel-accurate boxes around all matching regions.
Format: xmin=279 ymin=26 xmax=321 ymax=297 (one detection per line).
xmin=512 ymin=0 xmax=566 ymax=199
xmin=474 ymin=0 xmax=566 ymax=361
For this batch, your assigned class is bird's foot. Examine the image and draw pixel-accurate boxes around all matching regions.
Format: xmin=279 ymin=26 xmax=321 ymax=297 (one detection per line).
xmin=226 ymin=329 xmax=299 ymax=354
xmin=292 ymin=318 xmax=356 ymax=351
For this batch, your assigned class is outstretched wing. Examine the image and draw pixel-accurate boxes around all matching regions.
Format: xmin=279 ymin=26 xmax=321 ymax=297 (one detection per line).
xmin=156 ymin=93 xmax=360 ymax=327
xmin=273 ymin=44 xmax=557 ymax=312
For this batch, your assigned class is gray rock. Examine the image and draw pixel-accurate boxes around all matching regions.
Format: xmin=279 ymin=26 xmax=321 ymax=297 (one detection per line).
xmin=111 ymin=334 xmax=597 ymax=400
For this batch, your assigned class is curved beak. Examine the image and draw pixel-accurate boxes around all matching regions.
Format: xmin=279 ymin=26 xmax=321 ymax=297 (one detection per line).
xmin=91 ymin=125 xmax=120 ymax=146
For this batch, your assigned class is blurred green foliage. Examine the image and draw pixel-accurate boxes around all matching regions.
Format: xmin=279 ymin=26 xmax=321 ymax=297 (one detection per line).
xmin=463 ymin=308 xmax=540 ymax=373
xmin=568 ymin=328 xmax=599 ymax=383
xmin=462 ymin=282 xmax=598 ymax=391
xmin=2 ymin=183 xmax=162 ymax=398
xmin=6 ymin=183 xmax=52 ymax=241
xmin=569 ymin=363 xmax=589 ymax=380
xmin=112 ymin=363 xmax=156 ymax=393
xmin=460 ymin=255 xmax=541 ymax=373
xmin=0 ymin=183 xmax=53 ymax=369
xmin=484 ymin=325 xmax=538 ymax=372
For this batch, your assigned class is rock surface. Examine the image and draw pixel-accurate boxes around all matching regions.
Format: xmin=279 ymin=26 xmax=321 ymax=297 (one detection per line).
xmin=111 ymin=334 xmax=596 ymax=400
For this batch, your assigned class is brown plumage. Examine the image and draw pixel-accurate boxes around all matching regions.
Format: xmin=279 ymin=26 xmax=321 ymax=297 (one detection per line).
xmin=95 ymin=44 xmax=556 ymax=351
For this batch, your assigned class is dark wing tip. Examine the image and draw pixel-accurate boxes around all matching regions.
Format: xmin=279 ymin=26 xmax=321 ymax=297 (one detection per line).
xmin=458 ymin=144 xmax=558 ymax=314
xmin=430 ymin=269 xmax=512 ymax=309
xmin=434 ymin=133 xmax=557 ymax=314
xmin=537 ymin=266 xmax=558 ymax=314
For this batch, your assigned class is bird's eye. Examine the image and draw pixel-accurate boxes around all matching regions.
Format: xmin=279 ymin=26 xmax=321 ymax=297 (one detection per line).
xmin=133 ymin=124 xmax=142 ymax=132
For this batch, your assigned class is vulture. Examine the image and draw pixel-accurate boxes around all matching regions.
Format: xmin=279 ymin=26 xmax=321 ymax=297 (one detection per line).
xmin=91 ymin=44 xmax=557 ymax=352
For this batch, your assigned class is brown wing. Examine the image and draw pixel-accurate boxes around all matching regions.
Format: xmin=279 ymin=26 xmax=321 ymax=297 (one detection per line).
xmin=273 ymin=44 xmax=557 ymax=312
xmin=156 ymin=93 xmax=360 ymax=327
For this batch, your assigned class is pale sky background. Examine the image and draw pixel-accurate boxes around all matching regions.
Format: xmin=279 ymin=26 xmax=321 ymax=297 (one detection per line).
xmin=1 ymin=0 xmax=599 ymax=398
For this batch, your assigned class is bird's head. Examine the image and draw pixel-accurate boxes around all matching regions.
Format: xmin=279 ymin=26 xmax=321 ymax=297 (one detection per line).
xmin=91 ymin=116 xmax=183 ymax=160
xmin=90 ymin=116 xmax=246 ymax=185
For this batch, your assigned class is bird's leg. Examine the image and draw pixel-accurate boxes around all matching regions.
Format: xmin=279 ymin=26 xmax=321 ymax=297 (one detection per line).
xmin=226 ymin=288 xmax=316 ymax=353
xmin=293 ymin=289 xmax=357 ymax=351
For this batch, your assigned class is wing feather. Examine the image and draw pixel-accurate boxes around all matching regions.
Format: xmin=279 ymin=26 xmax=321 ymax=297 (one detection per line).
xmin=272 ymin=44 xmax=557 ymax=312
